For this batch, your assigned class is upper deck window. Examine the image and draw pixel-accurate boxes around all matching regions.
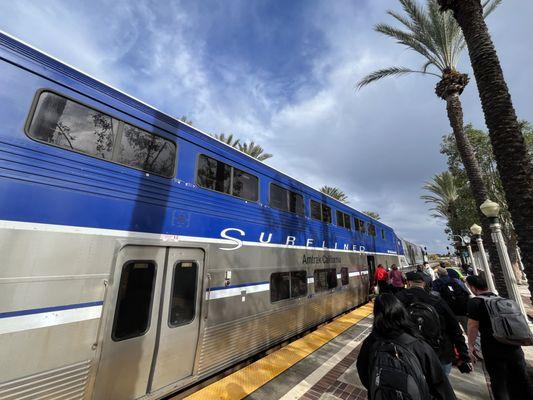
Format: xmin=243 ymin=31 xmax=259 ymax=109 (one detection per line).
xmin=368 ymin=224 xmax=377 ymax=237
xmin=197 ymin=154 xmax=258 ymax=201
xmin=336 ymin=210 xmax=352 ymax=230
xmin=310 ymin=200 xmax=332 ymax=223
xmin=354 ymin=218 xmax=366 ymax=234
xmin=269 ymin=184 xmax=304 ymax=215
xmin=27 ymin=91 xmax=176 ymax=177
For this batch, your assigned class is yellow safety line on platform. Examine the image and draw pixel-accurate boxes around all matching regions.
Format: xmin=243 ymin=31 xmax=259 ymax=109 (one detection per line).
xmin=184 ymin=303 xmax=373 ymax=400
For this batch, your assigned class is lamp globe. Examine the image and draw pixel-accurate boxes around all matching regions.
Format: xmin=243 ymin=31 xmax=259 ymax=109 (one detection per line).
xmin=480 ymin=199 xmax=501 ymax=218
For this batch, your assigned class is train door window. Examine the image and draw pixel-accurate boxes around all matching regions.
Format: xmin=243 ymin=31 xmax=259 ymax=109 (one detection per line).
xmin=233 ymin=167 xmax=259 ymax=201
xmin=270 ymin=184 xmax=288 ymax=211
xmin=169 ymin=261 xmax=198 ymax=327
xmin=270 ymin=272 xmax=290 ymax=302
xmin=290 ymin=270 xmax=308 ymax=298
xmin=28 ymin=92 xmax=117 ymax=159
xmin=341 ymin=267 xmax=349 ymax=286
xmin=197 ymin=154 xmax=231 ymax=194
xmin=310 ymin=200 xmax=322 ymax=220
xmin=289 ymin=191 xmax=305 ymax=215
xmin=116 ymin=123 xmax=176 ymax=177
xmin=112 ymin=262 xmax=156 ymax=341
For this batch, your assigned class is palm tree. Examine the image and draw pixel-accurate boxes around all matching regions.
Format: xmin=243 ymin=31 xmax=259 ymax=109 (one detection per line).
xmin=213 ymin=133 xmax=240 ymax=148
xmin=356 ymin=0 xmax=507 ymax=296
xmin=320 ymin=186 xmax=349 ymax=203
xmin=421 ymin=171 xmax=459 ymax=220
xmin=238 ymin=141 xmax=273 ymax=161
xmin=362 ymin=211 xmax=381 ymax=221
xmin=437 ymin=1 xmax=533 ymax=301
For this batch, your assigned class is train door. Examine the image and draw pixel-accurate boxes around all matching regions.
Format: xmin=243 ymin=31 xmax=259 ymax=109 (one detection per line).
xmin=94 ymin=246 xmax=204 ymax=400
xmin=149 ymin=248 xmax=204 ymax=391
xmin=366 ymin=255 xmax=376 ymax=294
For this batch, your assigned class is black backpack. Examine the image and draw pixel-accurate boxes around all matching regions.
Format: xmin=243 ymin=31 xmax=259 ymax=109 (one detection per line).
xmin=406 ymin=302 xmax=442 ymax=353
xmin=369 ymin=335 xmax=432 ymax=400
xmin=439 ymin=279 xmax=469 ymax=316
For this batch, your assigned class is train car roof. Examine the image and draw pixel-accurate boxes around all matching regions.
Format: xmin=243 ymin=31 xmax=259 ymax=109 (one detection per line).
xmin=0 ymin=29 xmax=396 ymax=232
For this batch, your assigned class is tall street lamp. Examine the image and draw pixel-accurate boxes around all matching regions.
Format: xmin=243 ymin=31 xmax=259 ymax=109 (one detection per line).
xmin=480 ymin=199 xmax=526 ymax=317
xmin=470 ymin=223 xmax=496 ymax=293
xmin=462 ymin=234 xmax=478 ymax=275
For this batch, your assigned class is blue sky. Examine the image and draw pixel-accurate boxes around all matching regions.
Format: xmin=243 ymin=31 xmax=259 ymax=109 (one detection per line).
xmin=1 ymin=0 xmax=532 ymax=252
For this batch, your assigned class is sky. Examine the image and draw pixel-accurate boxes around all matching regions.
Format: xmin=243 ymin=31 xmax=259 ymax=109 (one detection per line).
xmin=1 ymin=0 xmax=532 ymax=253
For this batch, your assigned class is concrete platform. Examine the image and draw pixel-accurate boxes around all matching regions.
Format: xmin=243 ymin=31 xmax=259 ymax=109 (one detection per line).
xmin=181 ymin=299 xmax=509 ymax=400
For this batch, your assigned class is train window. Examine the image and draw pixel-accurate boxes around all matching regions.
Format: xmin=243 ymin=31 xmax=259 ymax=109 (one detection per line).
xmin=289 ymin=191 xmax=305 ymax=215
xmin=336 ymin=211 xmax=352 ymax=230
xmin=116 ymin=123 xmax=176 ymax=177
xmin=270 ymin=184 xmax=289 ymax=211
xmin=197 ymin=154 xmax=231 ymax=194
xmin=27 ymin=91 xmax=176 ymax=178
xmin=310 ymin=200 xmax=322 ymax=220
xmin=354 ymin=218 xmax=360 ymax=231
xmin=368 ymin=224 xmax=376 ymax=237
xmin=290 ymin=270 xmax=308 ymax=298
xmin=313 ymin=268 xmax=337 ymax=292
xmin=169 ymin=261 xmax=198 ymax=327
xmin=358 ymin=219 xmax=367 ymax=234
xmin=197 ymin=154 xmax=258 ymax=201
xmin=112 ymin=262 xmax=156 ymax=341
xmin=322 ymin=204 xmax=332 ymax=224
xmin=270 ymin=184 xmax=305 ymax=215
xmin=381 ymin=229 xmax=386 ymax=240
xmin=270 ymin=272 xmax=290 ymax=302
xmin=270 ymin=271 xmax=308 ymax=302
xmin=233 ymin=167 xmax=259 ymax=201
xmin=341 ymin=267 xmax=349 ymax=286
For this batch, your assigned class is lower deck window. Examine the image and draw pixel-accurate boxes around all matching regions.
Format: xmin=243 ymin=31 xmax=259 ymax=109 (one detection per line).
xmin=314 ymin=268 xmax=338 ymax=292
xmin=270 ymin=270 xmax=308 ymax=302
xmin=112 ymin=262 xmax=156 ymax=341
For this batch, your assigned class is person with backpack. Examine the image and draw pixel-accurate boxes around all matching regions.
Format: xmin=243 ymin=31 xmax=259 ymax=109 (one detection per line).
xmin=396 ymin=272 xmax=470 ymax=376
xmin=466 ymin=275 xmax=533 ymax=400
xmin=356 ymin=293 xmax=456 ymax=400
xmin=432 ymin=267 xmax=470 ymax=332
xmin=374 ymin=264 xmax=389 ymax=294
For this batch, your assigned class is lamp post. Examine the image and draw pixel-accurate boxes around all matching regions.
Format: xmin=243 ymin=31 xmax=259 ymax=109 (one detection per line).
xmin=470 ymin=223 xmax=496 ymax=293
xmin=462 ymin=235 xmax=478 ymax=275
xmin=480 ymin=199 xmax=526 ymax=317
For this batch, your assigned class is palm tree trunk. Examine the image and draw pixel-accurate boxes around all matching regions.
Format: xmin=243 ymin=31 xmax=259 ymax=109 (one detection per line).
xmin=440 ymin=0 xmax=533 ymax=302
xmin=445 ymin=93 xmax=508 ymax=296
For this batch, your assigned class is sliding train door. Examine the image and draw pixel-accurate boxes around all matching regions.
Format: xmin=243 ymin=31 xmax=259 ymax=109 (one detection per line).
xmin=149 ymin=248 xmax=204 ymax=391
xmin=94 ymin=246 xmax=204 ymax=400
xmin=366 ymin=255 xmax=376 ymax=295
xmin=94 ymin=246 xmax=165 ymax=400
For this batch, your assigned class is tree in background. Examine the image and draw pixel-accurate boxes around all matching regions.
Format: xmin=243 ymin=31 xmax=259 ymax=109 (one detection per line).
xmin=362 ymin=211 xmax=381 ymax=221
xmin=439 ymin=0 xmax=533 ymax=303
xmin=179 ymin=116 xmax=193 ymax=125
xmin=439 ymin=123 xmax=533 ymax=283
xmin=212 ymin=133 xmax=240 ymax=147
xmin=238 ymin=141 xmax=273 ymax=161
xmin=320 ymin=186 xmax=349 ymax=203
xmin=356 ymin=0 xmax=506 ymax=295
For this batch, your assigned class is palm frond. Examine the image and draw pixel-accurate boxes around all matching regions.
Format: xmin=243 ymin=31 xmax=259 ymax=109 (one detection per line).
xmin=482 ymin=0 xmax=503 ymax=18
xmin=238 ymin=141 xmax=273 ymax=161
xmin=357 ymin=67 xmax=437 ymax=89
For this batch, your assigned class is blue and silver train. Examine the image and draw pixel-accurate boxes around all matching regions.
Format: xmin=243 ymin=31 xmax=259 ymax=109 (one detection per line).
xmin=0 ymin=31 xmax=425 ymax=399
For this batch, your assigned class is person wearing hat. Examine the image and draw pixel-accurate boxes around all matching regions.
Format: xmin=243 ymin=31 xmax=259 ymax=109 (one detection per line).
xmin=396 ymin=271 xmax=470 ymax=376
xmin=433 ymin=267 xmax=471 ymax=332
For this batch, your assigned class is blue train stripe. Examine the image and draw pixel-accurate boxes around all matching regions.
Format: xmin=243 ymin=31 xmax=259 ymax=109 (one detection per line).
xmin=0 ymin=301 xmax=104 ymax=319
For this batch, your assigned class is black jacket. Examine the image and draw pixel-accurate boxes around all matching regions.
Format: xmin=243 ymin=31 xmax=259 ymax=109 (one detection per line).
xmin=356 ymin=331 xmax=456 ymax=400
xmin=396 ymin=287 xmax=469 ymax=364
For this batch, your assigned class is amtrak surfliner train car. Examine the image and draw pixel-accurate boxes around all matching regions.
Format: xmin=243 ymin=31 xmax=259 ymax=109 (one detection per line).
xmin=0 ymin=31 xmax=418 ymax=400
